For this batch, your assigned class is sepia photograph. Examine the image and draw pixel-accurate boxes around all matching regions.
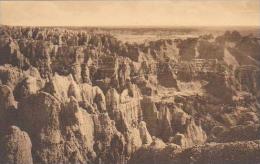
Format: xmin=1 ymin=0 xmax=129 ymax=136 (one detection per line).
xmin=0 ymin=0 xmax=259 ymax=164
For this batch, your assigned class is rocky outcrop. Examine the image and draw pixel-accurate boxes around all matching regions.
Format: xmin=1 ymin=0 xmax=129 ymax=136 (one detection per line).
xmin=0 ymin=85 xmax=17 ymax=132
xmin=138 ymin=121 xmax=152 ymax=145
xmin=197 ymin=39 xmax=224 ymax=60
xmin=51 ymin=46 xmax=84 ymax=79
xmin=203 ymin=72 xmax=235 ymax=103
xmin=92 ymin=113 xmax=125 ymax=164
xmin=128 ymin=140 xmax=260 ymax=164
xmin=14 ymin=67 xmax=45 ymax=101
xmin=157 ymin=63 xmax=179 ymax=89
xmin=0 ymin=26 xmax=259 ymax=164
xmin=0 ymin=36 xmax=29 ymax=69
xmin=106 ymin=85 xmax=142 ymax=133
xmin=17 ymin=91 xmax=97 ymax=163
xmin=177 ymin=140 xmax=260 ymax=164
xmin=141 ymin=97 xmax=207 ymax=147
xmin=18 ymin=92 xmax=64 ymax=163
xmin=0 ymin=126 xmax=33 ymax=164
xmin=235 ymin=65 xmax=258 ymax=94
xmin=177 ymin=38 xmax=197 ymax=61
xmin=212 ymin=124 xmax=260 ymax=143
xmin=0 ymin=65 xmax=24 ymax=90
xmin=61 ymin=97 xmax=96 ymax=164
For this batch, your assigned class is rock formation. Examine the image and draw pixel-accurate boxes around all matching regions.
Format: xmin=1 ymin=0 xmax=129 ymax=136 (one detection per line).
xmin=0 ymin=26 xmax=259 ymax=164
xmin=0 ymin=126 xmax=33 ymax=164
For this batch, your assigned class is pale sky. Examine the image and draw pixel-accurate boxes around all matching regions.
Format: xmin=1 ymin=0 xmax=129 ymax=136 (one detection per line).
xmin=0 ymin=0 xmax=259 ymax=26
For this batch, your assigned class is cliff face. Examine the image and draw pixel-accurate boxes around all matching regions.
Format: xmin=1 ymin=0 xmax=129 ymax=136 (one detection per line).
xmin=0 ymin=26 xmax=259 ymax=164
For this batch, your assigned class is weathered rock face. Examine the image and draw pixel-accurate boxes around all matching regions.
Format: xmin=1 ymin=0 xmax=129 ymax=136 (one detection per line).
xmin=0 ymin=65 xmax=24 ymax=90
xmin=119 ymin=44 xmax=142 ymax=62
xmin=0 ymin=126 xmax=33 ymax=164
xmin=157 ymin=63 xmax=179 ymax=89
xmin=212 ymin=124 xmax=260 ymax=143
xmin=18 ymin=92 xmax=63 ymax=163
xmin=0 ymin=85 xmax=17 ymax=132
xmin=0 ymin=26 xmax=259 ymax=164
xmin=104 ymin=84 xmax=152 ymax=161
xmin=106 ymin=84 xmax=142 ymax=133
xmin=24 ymin=40 xmax=54 ymax=78
xmin=14 ymin=67 xmax=45 ymax=101
xmin=177 ymin=38 xmax=197 ymax=61
xmin=61 ymin=97 xmax=96 ymax=164
xmin=17 ymin=91 xmax=97 ymax=164
xmin=52 ymin=46 xmax=84 ymax=78
xmin=232 ymin=36 xmax=260 ymax=62
xmin=92 ymin=113 xmax=126 ymax=164
xmin=197 ymin=39 xmax=224 ymax=60
xmin=129 ymin=140 xmax=260 ymax=164
xmin=218 ymin=31 xmax=260 ymax=66
xmin=141 ymin=97 xmax=207 ymax=147
xmin=235 ymin=65 xmax=258 ymax=94
xmin=0 ymin=36 xmax=29 ymax=69
xmin=203 ymin=72 xmax=235 ymax=103
xmin=138 ymin=121 xmax=152 ymax=145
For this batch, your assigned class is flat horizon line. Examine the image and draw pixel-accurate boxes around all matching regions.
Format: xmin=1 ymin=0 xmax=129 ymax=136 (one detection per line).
xmin=1 ymin=24 xmax=260 ymax=29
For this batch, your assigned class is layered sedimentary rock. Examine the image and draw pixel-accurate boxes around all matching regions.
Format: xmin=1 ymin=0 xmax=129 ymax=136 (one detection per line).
xmin=0 ymin=26 xmax=259 ymax=164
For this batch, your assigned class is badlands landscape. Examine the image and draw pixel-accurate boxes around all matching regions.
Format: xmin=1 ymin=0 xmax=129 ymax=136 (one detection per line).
xmin=0 ymin=26 xmax=259 ymax=164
